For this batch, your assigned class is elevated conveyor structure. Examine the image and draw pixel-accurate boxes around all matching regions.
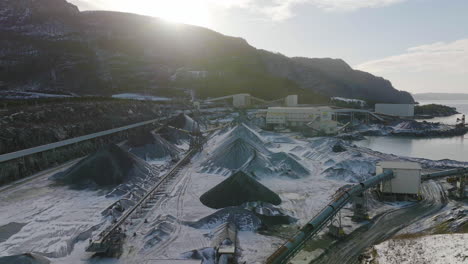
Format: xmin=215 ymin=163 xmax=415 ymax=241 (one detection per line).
xmin=86 ymin=146 xmax=200 ymax=254
xmin=421 ymin=168 xmax=468 ymax=181
xmin=266 ymin=170 xmax=394 ymax=264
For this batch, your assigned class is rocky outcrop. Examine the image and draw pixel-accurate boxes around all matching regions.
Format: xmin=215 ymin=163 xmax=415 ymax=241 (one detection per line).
xmin=0 ymin=0 xmax=414 ymax=103
xmin=259 ymin=52 xmax=414 ymax=103
xmin=414 ymin=104 xmax=460 ymax=118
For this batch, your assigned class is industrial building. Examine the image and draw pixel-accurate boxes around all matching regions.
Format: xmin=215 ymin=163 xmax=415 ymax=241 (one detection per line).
xmin=284 ymin=95 xmax=298 ymax=107
xmin=204 ymin=94 xmax=298 ymax=108
xmin=376 ymin=161 xmax=422 ymax=195
xmin=232 ymin=94 xmax=251 ymax=108
xmin=375 ymin=104 xmax=415 ymax=117
xmin=266 ymin=106 xmax=339 ymax=134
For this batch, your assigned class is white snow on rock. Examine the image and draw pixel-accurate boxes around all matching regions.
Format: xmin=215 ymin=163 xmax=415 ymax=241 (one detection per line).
xmin=374 ymin=234 xmax=468 ymax=264
xmin=331 ymin=97 xmax=366 ymax=106
xmin=201 ymin=124 xmax=309 ymax=178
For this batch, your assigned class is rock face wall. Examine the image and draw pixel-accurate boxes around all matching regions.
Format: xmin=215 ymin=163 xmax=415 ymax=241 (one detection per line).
xmin=0 ymin=0 xmax=413 ymax=103
xmin=258 ymin=52 xmax=414 ymax=104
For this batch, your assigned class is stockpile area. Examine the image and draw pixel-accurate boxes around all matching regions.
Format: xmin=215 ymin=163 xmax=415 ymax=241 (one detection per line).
xmin=200 ymin=171 xmax=282 ymax=209
xmin=122 ymin=131 xmax=181 ymax=161
xmin=2 ymin=115 xmax=468 ymax=264
xmin=201 ymin=124 xmax=310 ymax=178
xmin=51 ymin=144 xmax=158 ymax=189
xmin=187 ymin=171 xmax=295 ymax=232
xmin=159 ymin=113 xmax=201 ymax=145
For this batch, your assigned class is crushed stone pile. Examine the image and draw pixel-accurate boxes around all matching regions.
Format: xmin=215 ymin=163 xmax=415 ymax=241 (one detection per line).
xmin=299 ymin=137 xmax=381 ymax=182
xmin=169 ymin=113 xmax=200 ymax=132
xmin=0 ymin=253 xmax=50 ymax=264
xmin=322 ymin=159 xmax=376 ymax=183
xmin=181 ymin=247 xmax=217 ymax=264
xmin=269 ymin=152 xmax=309 ymax=178
xmin=203 ymin=138 xmax=273 ymax=176
xmin=51 ymin=144 xmax=157 ymax=189
xmin=224 ymin=124 xmax=266 ymax=146
xmin=242 ymin=202 xmax=297 ymax=226
xmin=200 ymin=171 xmax=281 ymax=209
xmin=202 ymin=124 xmax=310 ymax=178
xmin=393 ymin=120 xmax=442 ymax=131
xmin=186 ymin=207 xmax=263 ymax=231
xmin=123 ymin=131 xmax=180 ymax=161
xmin=160 ymin=113 xmax=201 ymax=144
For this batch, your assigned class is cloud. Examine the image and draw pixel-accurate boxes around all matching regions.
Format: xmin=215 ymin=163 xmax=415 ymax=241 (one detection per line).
xmin=308 ymin=0 xmax=407 ymax=12
xmin=356 ymin=39 xmax=468 ymax=93
xmin=218 ymin=0 xmax=408 ymax=21
xmin=69 ymin=0 xmax=408 ymax=22
xmin=356 ymin=39 xmax=468 ymax=74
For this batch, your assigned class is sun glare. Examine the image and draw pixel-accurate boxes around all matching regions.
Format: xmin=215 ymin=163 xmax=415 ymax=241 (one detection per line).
xmin=124 ymin=0 xmax=211 ymax=27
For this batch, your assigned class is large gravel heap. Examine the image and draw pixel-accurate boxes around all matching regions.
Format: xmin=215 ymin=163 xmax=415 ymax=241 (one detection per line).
xmin=200 ymin=171 xmax=282 ymax=209
xmin=51 ymin=144 xmax=153 ymax=188
xmin=160 ymin=113 xmax=200 ymax=144
xmin=202 ymin=124 xmax=309 ymax=178
xmin=123 ymin=131 xmax=180 ymax=161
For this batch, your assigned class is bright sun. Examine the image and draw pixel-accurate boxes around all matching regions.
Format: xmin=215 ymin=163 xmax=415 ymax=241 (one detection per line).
xmin=122 ymin=0 xmax=211 ymax=27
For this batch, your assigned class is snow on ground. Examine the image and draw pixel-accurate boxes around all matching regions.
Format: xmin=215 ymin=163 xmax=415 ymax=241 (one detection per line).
xmin=112 ymin=93 xmax=171 ymax=102
xmin=0 ymin=91 xmax=74 ymax=99
xmin=374 ymin=234 xmax=468 ymax=264
xmin=1 ymin=122 xmax=466 ymax=264
xmin=0 ymin=163 xmax=117 ymax=259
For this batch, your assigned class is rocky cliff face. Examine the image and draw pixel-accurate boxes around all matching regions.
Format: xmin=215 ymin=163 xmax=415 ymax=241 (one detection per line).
xmin=259 ymin=52 xmax=413 ymax=103
xmin=0 ymin=0 xmax=413 ymax=103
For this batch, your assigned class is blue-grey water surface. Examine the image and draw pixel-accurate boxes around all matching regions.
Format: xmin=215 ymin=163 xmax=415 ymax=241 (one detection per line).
xmin=354 ymin=100 xmax=468 ymax=162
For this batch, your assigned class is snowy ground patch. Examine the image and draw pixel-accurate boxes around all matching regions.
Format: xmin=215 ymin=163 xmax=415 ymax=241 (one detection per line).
xmin=374 ymin=234 xmax=468 ymax=264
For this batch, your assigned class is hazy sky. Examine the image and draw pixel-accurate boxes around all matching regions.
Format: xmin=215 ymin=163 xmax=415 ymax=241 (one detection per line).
xmin=70 ymin=0 xmax=468 ymax=94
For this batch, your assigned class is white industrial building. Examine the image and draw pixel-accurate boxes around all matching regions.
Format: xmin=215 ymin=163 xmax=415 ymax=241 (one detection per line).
xmin=266 ymin=106 xmax=339 ymax=134
xmin=375 ymin=104 xmax=415 ymax=117
xmin=204 ymin=94 xmax=298 ymax=108
xmin=232 ymin=94 xmax=251 ymax=108
xmin=284 ymin=95 xmax=298 ymax=107
xmin=376 ymin=161 xmax=422 ymax=195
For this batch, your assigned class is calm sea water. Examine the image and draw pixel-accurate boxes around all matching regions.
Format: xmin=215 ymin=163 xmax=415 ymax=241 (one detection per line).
xmin=354 ymin=100 xmax=468 ymax=162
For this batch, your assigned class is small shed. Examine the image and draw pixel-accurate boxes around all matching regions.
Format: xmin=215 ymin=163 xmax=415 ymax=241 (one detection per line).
xmin=376 ymin=162 xmax=422 ymax=195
